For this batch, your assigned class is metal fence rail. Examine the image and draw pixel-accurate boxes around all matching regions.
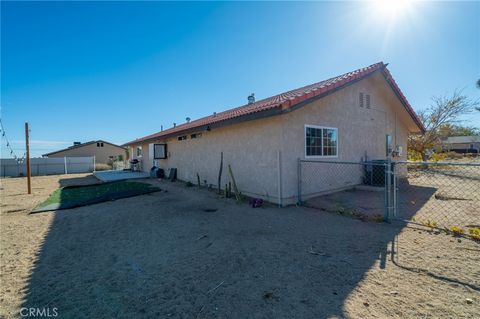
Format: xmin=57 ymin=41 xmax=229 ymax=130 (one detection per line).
xmin=0 ymin=156 xmax=95 ymax=177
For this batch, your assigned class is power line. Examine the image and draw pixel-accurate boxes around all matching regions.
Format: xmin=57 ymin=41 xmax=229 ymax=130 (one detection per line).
xmin=0 ymin=119 xmax=26 ymax=164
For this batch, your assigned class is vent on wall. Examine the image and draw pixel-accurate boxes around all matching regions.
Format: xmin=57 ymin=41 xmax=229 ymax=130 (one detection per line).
xmin=359 ymin=92 xmax=371 ymax=109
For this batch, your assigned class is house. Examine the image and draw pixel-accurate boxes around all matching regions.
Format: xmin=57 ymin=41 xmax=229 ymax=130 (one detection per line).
xmin=43 ymin=140 xmax=127 ymax=164
xmin=123 ymin=62 xmax=425 ymax=205
xmin=437 ymin=136 xmax=480 ymax=154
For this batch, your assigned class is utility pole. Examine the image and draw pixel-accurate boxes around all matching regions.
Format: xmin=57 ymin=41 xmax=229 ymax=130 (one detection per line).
xmin=25 ymin=122 xmax=31 ymax=194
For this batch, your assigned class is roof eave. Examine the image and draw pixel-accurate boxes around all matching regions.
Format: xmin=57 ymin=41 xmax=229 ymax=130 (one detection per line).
xmin=381 ymin=69 xmax=426 ymax=134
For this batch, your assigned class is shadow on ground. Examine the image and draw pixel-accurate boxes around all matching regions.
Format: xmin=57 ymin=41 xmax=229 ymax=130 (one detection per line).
xmin=19 ymin=176 xmax=466 ymax=318
xmin=305 ymin=183 xmax=437 ymax=221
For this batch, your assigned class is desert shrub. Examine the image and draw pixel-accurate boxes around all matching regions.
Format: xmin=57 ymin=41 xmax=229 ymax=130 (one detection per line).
xmin=468 ymin=228 xmax=480 ymax=241
xmin=407 ymin=149 xmax=423 ymax=161
xmin=430 ymin=152 xmax=447 ymax=162
xmin=449 ymin=226 xmax=464 ymax=235
xmin=95 ymin=163 xmax=112 ymax=171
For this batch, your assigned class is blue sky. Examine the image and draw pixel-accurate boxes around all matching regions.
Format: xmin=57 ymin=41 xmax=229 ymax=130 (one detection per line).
xmin=1 ymin=1 xmax=479 ymax=158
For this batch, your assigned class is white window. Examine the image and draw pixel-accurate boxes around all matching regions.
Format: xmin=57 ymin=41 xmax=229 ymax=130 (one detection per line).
xmin=136 ymin=146 xmax=142 ymax=157
xmin=305 ymin=125 xmax=338 ymax=157
xmin=154 ymin=144 xmax=167 ymax=159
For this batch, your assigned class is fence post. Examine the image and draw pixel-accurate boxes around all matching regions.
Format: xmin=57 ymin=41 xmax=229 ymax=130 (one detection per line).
xmin=393 ymin=163 xmax=397 ymax=219
xmin=277 ymin=150 xmax=282 ymax=208
xmin=384 ymin=158 xmax=392 ymax=222
xmin=64 ymin=157 xmax=68 ymax=174
xmin=297 ymin=157 xmax=302 ymax=205
xmin=93 ymin=156 xmax=96 ymax=172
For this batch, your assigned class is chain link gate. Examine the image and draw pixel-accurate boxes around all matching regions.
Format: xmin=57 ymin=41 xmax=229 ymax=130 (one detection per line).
xmin=297 ymin=158 xmax=480 ymax=241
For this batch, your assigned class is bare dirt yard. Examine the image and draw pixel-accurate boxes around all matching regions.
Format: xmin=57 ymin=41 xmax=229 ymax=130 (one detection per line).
xmin=1 ymin=174 xmax=479 ymax=318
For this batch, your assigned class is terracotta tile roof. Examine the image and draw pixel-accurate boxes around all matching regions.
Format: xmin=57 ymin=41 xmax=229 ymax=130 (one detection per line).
xmin=124 ymin=62 xmax=424 ymax=145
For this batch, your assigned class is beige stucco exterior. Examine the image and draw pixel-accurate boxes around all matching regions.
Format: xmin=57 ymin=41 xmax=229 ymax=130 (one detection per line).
xmin=129 ymin=73 xmax=417 ymax=205
xmin=45 ymin=141 xmax=126 ymax=164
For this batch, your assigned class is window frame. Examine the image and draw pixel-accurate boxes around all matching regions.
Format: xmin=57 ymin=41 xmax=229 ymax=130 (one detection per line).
xmin=304 ymin=124 xmax=339 ymax=159
xmin=153 ymin=144 xmax=167 ymax=159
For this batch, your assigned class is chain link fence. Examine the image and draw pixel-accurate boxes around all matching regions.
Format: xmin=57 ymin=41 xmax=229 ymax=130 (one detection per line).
xmin=298 ymin=159 xmax=391 ymax=222
xmin=393 ymin=162 xmax=480 ymax=240
xmin=297 ymin=159 xmax=480 ymax=241
xmin=297 ymin=158 xmax=479 ymax=288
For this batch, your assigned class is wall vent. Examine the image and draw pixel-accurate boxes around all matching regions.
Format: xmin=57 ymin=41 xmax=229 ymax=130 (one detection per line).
xmin=359 ymin=92 xmax=371 ymax=108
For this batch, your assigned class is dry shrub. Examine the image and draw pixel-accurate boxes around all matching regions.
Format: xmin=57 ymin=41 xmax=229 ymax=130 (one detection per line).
xmin=468 ymin=228 xmax=480 ymax=241
xmin=449 ymin=226 xmax=464 ymax=235
xmin=430 ymin=152 xmax=447 ymax=162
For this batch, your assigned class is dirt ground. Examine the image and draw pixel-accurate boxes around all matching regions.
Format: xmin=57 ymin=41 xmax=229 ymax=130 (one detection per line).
xmin=0 ymin=174 xmax=479 ymax=318
xmin=306 ymin=161 xmax=480 ymax=230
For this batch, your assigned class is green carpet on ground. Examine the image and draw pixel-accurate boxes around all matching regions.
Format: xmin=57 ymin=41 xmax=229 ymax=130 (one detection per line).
xmin=32 ymin=181 xmax=160 ymax=213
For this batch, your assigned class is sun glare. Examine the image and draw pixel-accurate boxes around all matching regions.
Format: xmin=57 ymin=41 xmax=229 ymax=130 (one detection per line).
xmin=374 ymin=0 xmax=414 ymax=19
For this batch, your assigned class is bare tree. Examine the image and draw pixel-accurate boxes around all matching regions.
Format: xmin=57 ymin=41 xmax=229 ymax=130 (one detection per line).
xmin=408 ymin=90 xmax=480 ymax=160
xmin=477 ymin=79 xmax=480 ymax=111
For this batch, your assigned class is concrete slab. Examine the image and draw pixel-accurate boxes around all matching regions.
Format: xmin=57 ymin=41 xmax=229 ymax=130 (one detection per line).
xmin=93 ymin=170 xmax=150 ymax=182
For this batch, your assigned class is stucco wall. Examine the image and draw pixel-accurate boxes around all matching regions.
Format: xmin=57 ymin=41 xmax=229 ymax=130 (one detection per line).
xmin=47 ymin=142 xmax=126 ymax=164
xmin=131 ymin=116 xmax=283 ymax=202
xmin=130 ymin=72 xmax=413 ymax=205
xmin=279 ymin=72 xmax=410 ymax=203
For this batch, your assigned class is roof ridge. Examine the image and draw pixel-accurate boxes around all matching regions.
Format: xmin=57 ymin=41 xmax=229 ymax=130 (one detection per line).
xmin=124 ymin=61 xmax=427 ymax=146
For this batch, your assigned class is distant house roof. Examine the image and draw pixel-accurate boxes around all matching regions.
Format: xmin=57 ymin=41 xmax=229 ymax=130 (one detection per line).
xmin=42 ymin=140 xmax=126 ymax=157
xmin=124 ymin=62 xmax=425 ymax=146
xmin=442 ymin=136 xmax=480 ymax=144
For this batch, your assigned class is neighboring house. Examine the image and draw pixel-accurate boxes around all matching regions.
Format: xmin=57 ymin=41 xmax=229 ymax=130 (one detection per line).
xmin=437 ymin=136 xmax=480 ymax=154
xmin=43 ymin=140 xmax=127 ymax=164
xmin=123 ymin=62 xmax=425 ymax=205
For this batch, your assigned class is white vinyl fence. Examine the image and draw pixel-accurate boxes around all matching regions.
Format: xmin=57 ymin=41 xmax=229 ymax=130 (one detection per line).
xmin=0 ymin=157 xmax=95 ymax=177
